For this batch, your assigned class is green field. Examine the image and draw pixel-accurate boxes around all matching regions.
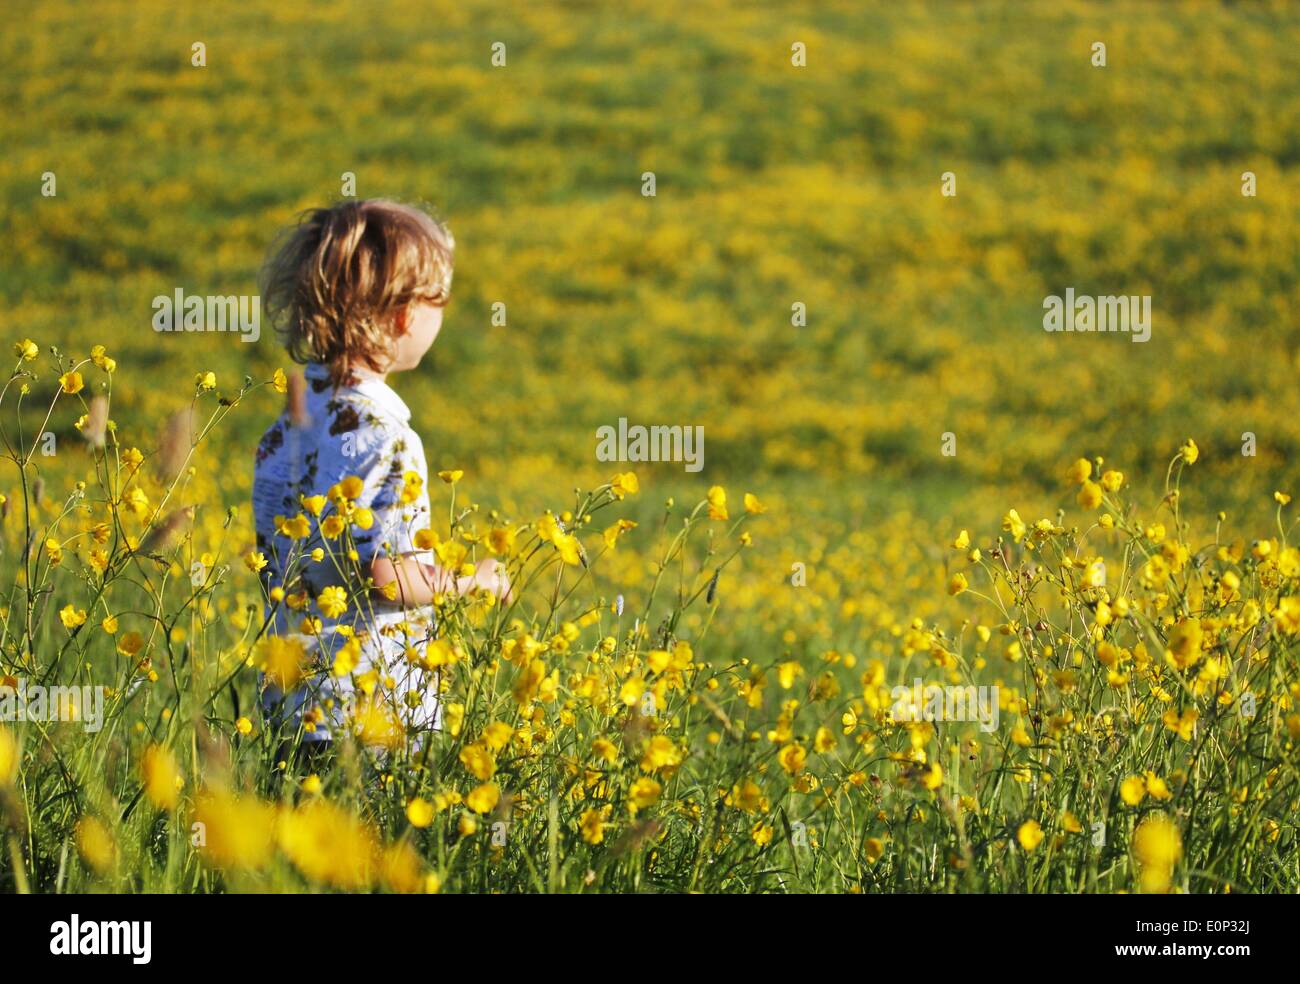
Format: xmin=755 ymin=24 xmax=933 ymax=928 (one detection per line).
xmin=1 ymin=0 xmax=1299 ymax=894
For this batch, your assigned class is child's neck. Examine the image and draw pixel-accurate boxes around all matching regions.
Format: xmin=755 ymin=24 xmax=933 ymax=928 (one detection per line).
xmin=351 ymin=365 xmax=389 ymax=385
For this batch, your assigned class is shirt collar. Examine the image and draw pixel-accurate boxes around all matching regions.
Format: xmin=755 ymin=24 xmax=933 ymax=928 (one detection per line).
xmin=303 ymin=362 xmax=412 ymax=424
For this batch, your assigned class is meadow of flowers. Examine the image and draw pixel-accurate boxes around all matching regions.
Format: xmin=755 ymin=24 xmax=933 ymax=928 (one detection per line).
xmin=2 ymin=0 xmax=1299 ymax=894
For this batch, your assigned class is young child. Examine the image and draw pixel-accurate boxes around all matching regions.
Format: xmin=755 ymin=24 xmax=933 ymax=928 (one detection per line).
xmin=253 ymin=199 xmax=508 ymax=752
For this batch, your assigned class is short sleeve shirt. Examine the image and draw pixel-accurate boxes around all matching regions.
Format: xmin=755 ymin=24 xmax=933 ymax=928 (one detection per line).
xmin=252 ymin=362 xmax=433 ymax=630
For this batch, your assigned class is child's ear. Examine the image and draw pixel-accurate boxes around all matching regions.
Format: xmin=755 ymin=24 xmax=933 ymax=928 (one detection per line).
xmin=392 ymin=306 xmax=410 ymax=335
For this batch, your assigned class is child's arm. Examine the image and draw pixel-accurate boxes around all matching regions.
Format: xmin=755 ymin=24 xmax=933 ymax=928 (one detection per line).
xmin=370 ymin=555 xmax=511 ymax=606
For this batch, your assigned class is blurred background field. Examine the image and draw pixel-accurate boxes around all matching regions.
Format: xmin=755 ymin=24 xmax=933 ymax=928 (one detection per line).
xmin=2 ymin=0 xmax=1299 ymax=660
xmin=6 ymin=0 xmax=1300 ymax=898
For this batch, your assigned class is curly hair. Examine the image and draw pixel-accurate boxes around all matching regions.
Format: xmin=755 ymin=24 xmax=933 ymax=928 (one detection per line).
xmin=260 ymin=199 xmax=454 ymax=387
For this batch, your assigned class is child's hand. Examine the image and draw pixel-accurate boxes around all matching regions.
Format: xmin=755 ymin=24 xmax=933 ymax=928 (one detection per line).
xmin=469 ymin=557 xmax=513 ymax=602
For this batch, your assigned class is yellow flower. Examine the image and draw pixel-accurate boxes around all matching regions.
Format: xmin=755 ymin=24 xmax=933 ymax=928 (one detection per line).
xmin=141 ymin=744 xmax=182 ymax=811
xmin=422 ymin=638 xmax=459 ymax=669
xmin=434 ymin=537 xmax=468 ymax=569
xmin=317 ymin=585 xmax=348 ymax=619
xmin=921 ymin=761 xmax=943 ymax=791
xmin=551 ymin=531 xmax=582 ymax=566
xmin=277 ymin=513 xmax=311 ymax=539
xmin=592 ymin=737 xmax=619 ymax=763
xmin=1133 ymin=814 xmax=1182 ymax=893
xmin=1164 ymin=618 xmax=1203 ymax=670
xmin=947 ymin=572 xmax=968 ymax=595
xmin=628 ymin=777 xmax=661 ymax=810
xmin=640 ymin=735 xmax=683 ymax=773
xmin=611 ymin=471 xmax=639 ymax=499
xmin=777 ymin=743 xmax=807 ymax=775
xmin=14 ymin=338 xmax=38 ymax=361
xmin=1120 ymin=775 xmax=1146 ymax=806
xmin=352 ymin=699 xmax=404 ymax=749
xmin=406 ymin=798 xmax=435 ymax=828
xmin=278 ymin=800 xmax=377 ymax=890
xmin=580 ymin=805 xmax=612 ymax=844
xmin=707 ymin=486 xmax=729 ymax=520
xmin=1077 ymin=479 xmax=1103 ymax=510
xmin=75 ymin=817 xmax=117 ymax=874
xmin=332 ymin=636 xmax=361 ymax=676
xmin=244 ymin=551 xmax=267 ymax=573
xmin=953 ymin=529 xmax=969 ymax=550
xmin=1278 ymin=550 xmax=1300 ymax=578
xmin=1067 ymin=458 xmax=1092 ymax=484
xmin=1276 ymin=596 xmax=1300 ymax=635
xmin=1145 ymin=772 xmax=1173 ymax=801
xmin=193 ymin=790 xmax=277 ymax=871
xmin=381 ymin=841 xmax=425 ymax=894
xmin=776 ymin=661 xmax=806 ymax=692
xmin=399 ymin=471 xmax=424 ymax=505
xmin=437 ymin=469 xmax=464 ymax=483
xmin=466 ymin=782 xmax=500 ymax=814
xmin=1101 ymin=470 xmax=1124 ymax=493
xmin=1002 ymin=509 xmax=1026 ymax=543
xmin=59 ymin=370 xmax=84 ymax=394
xmin=728 ymin=778 xmax=765 ymax=813
xmin=1179 ymin=438 xmax=1198 ymax=464
xmin=482 ymin=722 xmax=514 ymax=752
xmin=0 ymin=727 xmax=19 ymax=786
xmin=602 ymin=518 xmax=637 ymax=549
xmin=272 ymin=368 xmax=288 ymax=393
xmin=487 ymin=526 xmax=517 ymax=556
xmin=122 ymin=487 xmax=150 ymax=519
xmin=459 ymin=741 xmax=497 ymax=781
xmin=1017 ymin=819 xmax=1044 ymax=852
xmin=1162 ymin=707 xmax=1198 ymax=741
xmin=1141 ymin=555 xmax=1170 ymax=590
xmin=195 ymin=371 xmax=217 ymax=391
xmin=235 ymin=716 xmax=253 ymax=736
xmin=255 ymin=635 xmax=307 ymax=690
xmin=59 ymin=604 xmax=87 ymax=630
xmin=864 ymin=837 xmax=885 ymax=863
xmin=743 ymin=492 xmax=766 ymax=514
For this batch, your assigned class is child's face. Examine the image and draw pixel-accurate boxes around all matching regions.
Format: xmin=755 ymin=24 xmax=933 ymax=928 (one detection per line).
xmin=388 ymin=301 xmax=444 ymax=373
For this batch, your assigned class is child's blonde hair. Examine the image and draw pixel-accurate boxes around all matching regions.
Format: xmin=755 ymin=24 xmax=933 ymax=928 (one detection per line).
xmin=261 ymin=199 xmax=454 ymax=386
